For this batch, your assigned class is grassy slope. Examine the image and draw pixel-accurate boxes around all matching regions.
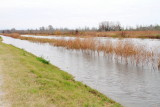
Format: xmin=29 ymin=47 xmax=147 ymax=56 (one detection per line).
xmin=0 ymin=40 xmax=122 ymax=107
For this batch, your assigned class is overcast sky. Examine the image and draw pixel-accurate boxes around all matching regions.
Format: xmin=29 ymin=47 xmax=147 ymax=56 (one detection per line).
xmin=0 ymin=0 xmax=160 ymax=29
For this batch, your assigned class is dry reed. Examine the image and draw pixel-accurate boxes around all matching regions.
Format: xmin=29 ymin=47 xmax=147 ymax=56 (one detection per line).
xmin=3 ymin=33 xmax=160 ymax=69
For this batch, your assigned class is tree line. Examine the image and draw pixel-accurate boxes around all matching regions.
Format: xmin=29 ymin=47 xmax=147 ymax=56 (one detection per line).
xmin=1 ymin=21 xmax=160 ymax=34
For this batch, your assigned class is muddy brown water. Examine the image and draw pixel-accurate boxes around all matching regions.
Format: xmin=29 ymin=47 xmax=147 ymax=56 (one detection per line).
xmin=1 ymin=35 xmax=160 ymax=107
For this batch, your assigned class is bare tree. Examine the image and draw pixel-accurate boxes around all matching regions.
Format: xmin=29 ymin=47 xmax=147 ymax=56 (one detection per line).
xmin=99 ymin=21 xmax=122 ymax=31
xmin=48 ymin=25 xmax=54 ymax=31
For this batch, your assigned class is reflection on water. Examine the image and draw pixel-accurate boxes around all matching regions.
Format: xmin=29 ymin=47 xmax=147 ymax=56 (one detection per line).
xmin=22 ymin=35 xmax=76 ymax=40
xmin=1 ymin=35 xmax=160 ymax=107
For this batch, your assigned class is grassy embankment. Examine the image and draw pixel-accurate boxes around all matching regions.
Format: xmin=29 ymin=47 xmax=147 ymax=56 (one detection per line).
xmin=0 ymin=37 xmax=122 ymax=107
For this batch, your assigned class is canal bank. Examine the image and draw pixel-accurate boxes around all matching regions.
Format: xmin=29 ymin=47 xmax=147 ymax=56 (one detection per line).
xmin=0 ymin=37 xmax=121 ymax=107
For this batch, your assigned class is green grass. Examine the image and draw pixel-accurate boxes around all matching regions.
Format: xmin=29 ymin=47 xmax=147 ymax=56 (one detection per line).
xmin=0 ymin=41 xmax=122 ymax=107
xmin=0 ymin=36 xmax=2 ymax=41
xmin=36 ymin=57 xmax=50 ymax=64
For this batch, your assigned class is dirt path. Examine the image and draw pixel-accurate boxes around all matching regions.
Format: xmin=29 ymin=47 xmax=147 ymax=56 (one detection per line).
xmin=0 ymin=64 xmax=5 ymax=107
xmin=0 ymin=63 xmax=9 ymax=107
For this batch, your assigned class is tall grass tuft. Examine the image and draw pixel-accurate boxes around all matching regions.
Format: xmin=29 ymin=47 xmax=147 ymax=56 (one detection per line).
xmin=37 ymin=57 xmax=50 ymax=64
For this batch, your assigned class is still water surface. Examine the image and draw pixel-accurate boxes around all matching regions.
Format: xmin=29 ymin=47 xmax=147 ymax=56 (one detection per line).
xmin=1 ymin=35 xmax=160 ymax=107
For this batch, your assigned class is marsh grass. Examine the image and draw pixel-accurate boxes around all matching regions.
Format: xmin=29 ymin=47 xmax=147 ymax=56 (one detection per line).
xmin=80 ymin=31 xmax=160 ymax=39
xmin=157 ymin=56 xmax=160 ymax=69
xmin=3 ymin=30 xmax=160 ymax=39
xmin=3 ymin=33 xmax=160 ymax=69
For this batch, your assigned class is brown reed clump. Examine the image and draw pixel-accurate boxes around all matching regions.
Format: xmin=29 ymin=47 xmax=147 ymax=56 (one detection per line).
xmin=157 ymin=56 xmax=160 ymax=69
xmin=97 ymin=40 xmax=113 ymax=54
xmin=53 ymin=38 xmax=97 ymax=51
xmin=3 ymin=33 xmax=21 ymax=38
